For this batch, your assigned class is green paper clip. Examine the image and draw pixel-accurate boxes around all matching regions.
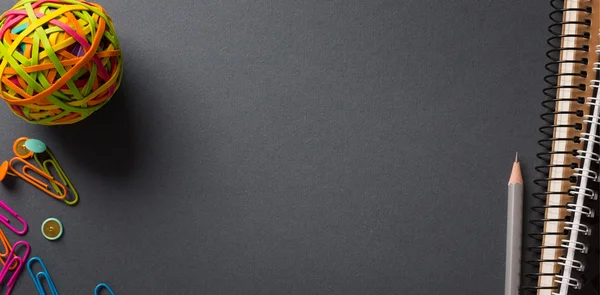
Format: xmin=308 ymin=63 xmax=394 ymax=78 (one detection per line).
xmin=32 ymin=148 xmax=79 ymax=206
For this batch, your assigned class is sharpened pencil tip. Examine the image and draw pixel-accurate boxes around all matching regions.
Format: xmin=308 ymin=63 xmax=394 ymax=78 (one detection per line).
xmin=509 ymin=156 xmax=523 ymax=185
xmin=515 ymin=152 xmax=518 ymax=162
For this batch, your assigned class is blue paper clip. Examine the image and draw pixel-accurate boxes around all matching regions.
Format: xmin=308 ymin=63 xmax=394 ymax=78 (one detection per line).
xmin=94 ymin=283 xmax=115 ymax=295
xmin=27 ymin=257 xmax=59 ymax=295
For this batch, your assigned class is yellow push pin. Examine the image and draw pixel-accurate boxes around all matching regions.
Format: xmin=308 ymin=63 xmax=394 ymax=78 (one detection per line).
xmin=12 ymin=137 xmax=32 ymax=159
xmin=41 ymin=218 xmax=63 ymax=241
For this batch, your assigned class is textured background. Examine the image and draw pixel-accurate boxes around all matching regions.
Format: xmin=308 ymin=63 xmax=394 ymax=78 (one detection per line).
xmin=0 ymin=0 xmax=548 ymax=294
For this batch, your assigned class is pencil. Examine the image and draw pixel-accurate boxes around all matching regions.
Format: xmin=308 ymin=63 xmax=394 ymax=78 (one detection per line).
xmin=505 ymin=153 xmax=523 ymax=295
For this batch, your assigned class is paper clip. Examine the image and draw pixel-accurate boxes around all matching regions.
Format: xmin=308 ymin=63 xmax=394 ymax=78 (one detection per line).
xmin=0 ymin=229 xmax=16 ymax=271
xmin=33 ymin=147 xmax=79 ymax=206
xmin=27 ymin=257 xmax=59 ymax=295
xmin=0 ymin=201 xmax=27 ymax=236
xmin=8 ymin=157 xmax=67 ymax=201
xmin=94 ymin=283 xmax=116 ymax=295
xmin=0 ymin=241 xmax=30 ymax=295
xmin=0 ymin=229 xmax=11 ymax=264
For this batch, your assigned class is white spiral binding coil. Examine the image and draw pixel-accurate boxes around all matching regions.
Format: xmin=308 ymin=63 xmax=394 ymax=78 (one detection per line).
xmin=566 ymin=203 xmax=594 ymax=218
xmin=579 ymin=132 xmax=600 ymax=144
xmin=564 ymin=221 xmax=591 ymax=236
xmin=558 ymin=256 xmax=585 ymax=272
xmin=555 ymin=47 xmax=600 ymax=295
xmin=554 ymin=275 xmax=581 ymax=291
xmin=572 ymin=168 xmax=598 ymax=181
xmin=575 ymin=149 xmax=600 ymax=162
xmin=568 ymin=185 xmax=597 ymax=200
xmin=560 ymin=239 xmax=588 ymax=253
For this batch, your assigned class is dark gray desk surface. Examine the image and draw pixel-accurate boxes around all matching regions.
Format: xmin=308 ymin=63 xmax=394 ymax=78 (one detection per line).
xmin=0 ymin=0 xmax=548 ymax=294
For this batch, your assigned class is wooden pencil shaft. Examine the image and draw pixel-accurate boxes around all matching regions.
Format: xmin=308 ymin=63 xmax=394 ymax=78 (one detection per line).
xmin=505 ymin=182 xmax=523 ymax=295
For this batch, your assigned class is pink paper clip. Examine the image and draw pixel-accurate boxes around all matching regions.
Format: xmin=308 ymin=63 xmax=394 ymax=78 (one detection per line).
xmin=0 ymin=241 xmax=30 ymax=295
xmin=0 ymin=201 xmax=27 ymax=236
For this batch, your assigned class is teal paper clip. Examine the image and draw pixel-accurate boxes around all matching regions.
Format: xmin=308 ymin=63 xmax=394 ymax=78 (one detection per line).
xmin=27 ymin=257 xmax=59 ymax=295
xmin=95 ymin=283 xmax=116 ymax=295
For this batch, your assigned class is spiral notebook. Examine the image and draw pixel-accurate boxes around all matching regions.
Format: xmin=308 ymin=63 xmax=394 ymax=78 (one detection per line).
xmin=520 ymin=0 xmax=600 ymax=294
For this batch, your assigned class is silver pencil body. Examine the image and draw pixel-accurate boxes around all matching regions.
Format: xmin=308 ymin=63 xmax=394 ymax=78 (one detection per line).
xmin=505 ymin=182 xmax=523 ymax=295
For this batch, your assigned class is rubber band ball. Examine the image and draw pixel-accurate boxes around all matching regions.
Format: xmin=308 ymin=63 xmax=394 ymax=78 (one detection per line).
xmin=0 ymin=0 xmax=122 ymax=125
